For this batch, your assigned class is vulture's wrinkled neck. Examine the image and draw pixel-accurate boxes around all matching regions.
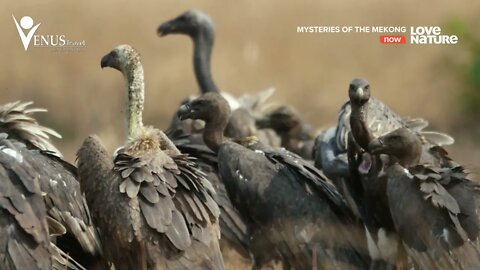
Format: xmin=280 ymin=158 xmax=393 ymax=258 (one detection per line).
xmin=192 ymin=28 xmax=218 ymax=93
xmin=203 ymin=110 xmax=228 ymax=153
xmin=123 ymin=63 xmax=144 ymax=139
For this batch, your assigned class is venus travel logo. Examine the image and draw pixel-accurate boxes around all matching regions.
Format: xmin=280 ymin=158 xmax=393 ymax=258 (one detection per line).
xmin=12 ymin=15 xmax=41 ymax=51
xmin=12 ymin=14 xmax=86 ymax=52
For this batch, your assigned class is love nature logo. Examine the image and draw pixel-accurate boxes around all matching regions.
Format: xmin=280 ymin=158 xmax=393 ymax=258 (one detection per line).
xmin=12 ymin=15 xmax=86 ymax=52
xmin=297 ymin=25 xmax=459 ymax=45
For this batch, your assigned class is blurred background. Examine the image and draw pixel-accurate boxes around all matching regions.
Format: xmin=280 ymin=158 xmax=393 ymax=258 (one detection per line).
xmin=1 ymin=0 xmax=479 ymax=178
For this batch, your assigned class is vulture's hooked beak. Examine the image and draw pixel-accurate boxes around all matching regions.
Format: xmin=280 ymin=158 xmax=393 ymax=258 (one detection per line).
xmin=157 ymin=21 xmax=174 ymax=37
xmin=354 ymin=87 xmax=364 ymax=98
xmin=177 ymin=104 xmax=195 ymax=120
xmin=100 ymin=53 xmax=112 ymax=69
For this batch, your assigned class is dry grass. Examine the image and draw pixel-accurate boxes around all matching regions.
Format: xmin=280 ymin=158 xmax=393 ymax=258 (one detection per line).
xmin=2 ymin=1 xmax=479 ymax=168
xmin=2 ymin=1 xmax=480 ymax=268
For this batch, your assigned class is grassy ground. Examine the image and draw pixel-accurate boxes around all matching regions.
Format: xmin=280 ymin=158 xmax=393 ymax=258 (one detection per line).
xmin=1 ymin=2 xmax=480 ymax=267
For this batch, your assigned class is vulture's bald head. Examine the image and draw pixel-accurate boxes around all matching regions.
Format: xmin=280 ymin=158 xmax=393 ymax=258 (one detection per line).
xmin=369 ymin=128 xmax=422 ymax=167
xmin=100 ymin=44 xmax=141 ymax=74
xmin=157 ymin=9 xmax=214 ymax=38
xmin=348 ymin=78 xmax=370 ymax=105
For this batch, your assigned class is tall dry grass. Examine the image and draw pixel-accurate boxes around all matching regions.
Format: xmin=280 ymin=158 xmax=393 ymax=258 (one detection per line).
xmin=1 ymin=1 xmax=479 ymax=173
xmin=1 ymin=1 xmax=480 ymax=269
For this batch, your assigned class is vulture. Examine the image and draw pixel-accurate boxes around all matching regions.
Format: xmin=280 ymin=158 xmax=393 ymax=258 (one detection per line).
xmin=315 ymin=77 xmax=454 ymax=178
xmin=77 ymin=44 xmax=223 ymax=270
xmin=349 ymin=127 xmax=480 ymax=269
xmin=177 ymin=92 xmax=371 ymax=269
xmin=0 ymin=101 xmax=103 ymax=269
xmin=313 ymin=78 xmax=455 ymax=220
xmin=157 ymin=9 xmax=280 ymax=146
xmin=345 ymin=78 xmax=480 ymax=269
xmin=256 ymin=105 xmax=315 ymax=160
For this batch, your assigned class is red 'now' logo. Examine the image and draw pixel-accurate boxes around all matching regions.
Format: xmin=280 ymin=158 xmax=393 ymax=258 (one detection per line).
xmin=380 ymin=35 xmax=406 ymax=44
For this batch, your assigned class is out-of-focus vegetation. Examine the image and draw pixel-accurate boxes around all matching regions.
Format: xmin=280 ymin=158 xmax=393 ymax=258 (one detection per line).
xmin=1 ymin=0 xmax=479 ymax=182
xmin=1 ymin=1 xmax=480 ymax=268
xmin=445 ymin=17 xmax=480 ymax=119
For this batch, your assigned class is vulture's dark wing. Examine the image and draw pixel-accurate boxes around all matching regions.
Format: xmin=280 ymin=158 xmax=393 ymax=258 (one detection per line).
xmin=29 ymin=150 xmax=102 ymax=264
xmin=114 ymin=150 xmax=223 ymax=269
xmin=386 ymin=159 xmax=480 ymax=269
xmin=77 ymin=136 xmax=137 ymax=269
xmin=171 ymin=133 xmax=250 ymax=257
xmin=218 ymin=141 xmax=369 ymax=269
xmin=0 ymin=134 xmax=51 ymax=270
xmin=261 ymin=146 xmax=352 ymax=215
xmin=261 ymin=144 xmax=370 ymax=267
xmin=0 ymin=101 xmax=103 ymax=267
xmin=77 ymin=135 xmax=223 ymax=270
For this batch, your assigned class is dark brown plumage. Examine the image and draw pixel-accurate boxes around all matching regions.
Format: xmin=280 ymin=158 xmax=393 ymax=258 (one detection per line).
xmin=0 ymin=133 xmax=93 ymax=270
xmin=347 ymin=117 xmax=480 ymax=270
xmin=313 ymin=79 xmax=458 ymax=262
xmin=167 ymin=132 xmax=250 ymax=258
xmin=77 ymin=44 xmax=223 ymax=270
xmin=256 ymin=105 xmax=315 ymax=160
xmin=0 ymin=101 xmax=103 ymax=269
xmin=343 ymin=78 xmax=470 ymax=268
xmin=364 ymin=128 xmax=480 ymax=269
xmin=0 ymin=134 xmax=51 ymax=270
xmin=177 ymin=92 xmax=371 ymax=269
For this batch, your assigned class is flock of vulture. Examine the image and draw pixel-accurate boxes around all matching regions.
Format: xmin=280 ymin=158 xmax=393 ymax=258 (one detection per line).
xmin=2 ymin=9 xmax=480 ymax=270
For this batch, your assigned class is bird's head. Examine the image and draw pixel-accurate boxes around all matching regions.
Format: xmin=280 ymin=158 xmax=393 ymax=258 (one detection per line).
xmin=100 ymin=44 xmax=141 ymax=74
xmin=157 ymin=9 xmax=214 ymax=38
xmin=177 ymin=92 xmax=230 ymax=125
xmin=368 ymin=128 xmax=422 ymax=167
xmin=348 ymin=78 xmax=371 ymax=105
xmin=256 ymin=105 xmax=299 ymax=134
